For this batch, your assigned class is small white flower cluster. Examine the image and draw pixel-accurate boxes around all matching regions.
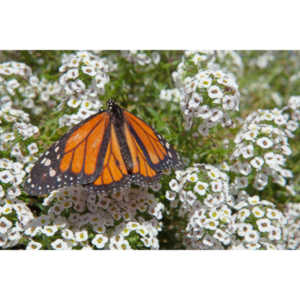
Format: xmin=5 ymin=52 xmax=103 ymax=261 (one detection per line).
xmin=59 ymin=51 xmax=115 ymax=95
xmin=0 ymin=61 xmax=31 ymax=78
xmin=109 ymin=219 xmax=161 ymax=250
xmin=229 ymin=192 xmax=286 ymax=250
xmin=24 ymin=186 xmax=162 ymax=249
xmin=160 ymin=51 xmax=240 ymax=133
xmin=287 ymin=95 xmax=300 ymax=122
xmin=0 ymin=199 xmax=34 ymax=249
xmin=0 ymin=99 xmax=38 ymax=137
xmin=159 ymin=89 xmax=181 ymax=104
xmin=279 ymin=203 xmax=300 ymax=250
xmin=59 ymin=91 xmax=103 ymax=128
xmin=231 ymin=108 xmax=296 ymax=193
xmin=0 ymin=62 xmax=64 ymax=115
xmin=165 ymin=164 xmax=288 ymax=249
xmin=58 ymin=51 xmax=117 ymax=127
xmin=166 ymin=164 xmax=234 ymax=249
xmin=249 ymin=52 xmax=275 ymax=69
xmin=122 ymin=51 xmax=160 ymax=66
xmin=0 ymin=159 xmax=27 ymax=198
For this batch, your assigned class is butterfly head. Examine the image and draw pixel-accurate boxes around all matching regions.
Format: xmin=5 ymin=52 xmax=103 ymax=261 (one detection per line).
xmin=107 ymin=99 xmax=123 ymax=120
xmin=107 ymin=99 xmax=117 ymax=111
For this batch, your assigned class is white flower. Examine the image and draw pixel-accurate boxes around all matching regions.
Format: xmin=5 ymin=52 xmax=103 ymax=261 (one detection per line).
xmin=256 ymin=218 xmax=272 ymax=232
xmin=75 ymin=230 xmax=88 ymax=242
xmin=210 ymin=109 xmax=223 ymax=122
xmin=0 ymin=217 xmax=12 ymax=234
xmin=67 ymin=97 xmax=81 ymax=108
xmin=198 ymin=77 xmax=212 ymax=88
xmin=208 ymin=85 xmax=223 ymax=99
xmin=1 ymin=132 xmax=15 ymax=142
xmin=194 ymin=181 xmax=208 ymax=196
xmin=244 ymin=230 xmax=260 ymax=243
xmin=245 ymin=242 xmax=261 ymax=250
xmin=51 ymin=239 xmax=69 ymax=250
xmin=26 ymin=240 xmax=42 ymax=250
xmin=237 ymin=223 xmax=253 ymax=237
xmin=248 ymin=195 xmax=260 ymax=205
xmin=209 ymin=208 xmax=220 ymax=220
xmin=250 ymin=156 xmax=264 ymax=169
xmin=1 ymin=204 xmax=12 ymax=215
xmin=256 ymin=137 xmax=273 ymax=149
xmin=222 ymin=95 xmax=236 ymax=110
xmin=238 ymin=162 xmax=251 ymax=176
xmin=211 ymin=180 xmax=223 ymax=192
xmin=252 ymin=206 xmax=265 ymax=218
xmin=241 ymin=144 xmax=254 ymax=159
xmin=81 ymin=66 xmax=96 ymax=76
xmin=205 ymin=218 xmax=219 ymax=230
xmin=268 ymin=226 xmax=281 ymax=241
xmin=27 ymin=142 xmax=38 ymax=154
xmin=207 ymin=169 xmax=220 ymax=180
xmin=234 ymin=176 xmax=248 ymax=189
xmin=187 ymin=173 xmax=198 ymax=183
xmin=266 ymin=208 xmax=282 ymax=220
xmin=219 ymin=161 xmax=230 ymax=172
xmin=165 ymin=190 xmax=176 ymax=201
xmin=169 ymin=179 xmax=181 ymax=192
xmin=243 ymin=129 xmax=258 ymax=141
xmin=66 ymin=68 xmax=79 ymax=79
xmin=42 ymin=225 xmax=58 ymax=237
xmin=286 ymin=120 xmax=298 ymax=131
xmin=61 ymin=229 xmax=74 ymax=240
xmin=213 ymin=229 xmax=228 ymax=243
xmin=0 ymin=170 xmax=14 ymax=184
xmin=238 ymin=208 xmax=250 ymax=222
xmin=197 ymin=105 xmax=212 ymax=119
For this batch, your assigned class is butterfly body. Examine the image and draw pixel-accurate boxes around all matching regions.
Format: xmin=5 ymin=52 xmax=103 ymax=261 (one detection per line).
xmin=24 ymin=100 xmax=182 ymax=195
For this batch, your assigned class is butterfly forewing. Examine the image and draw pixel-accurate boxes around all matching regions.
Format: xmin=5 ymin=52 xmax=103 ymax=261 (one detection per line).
xmin=24 ymin=111 xmax=111 ymax=195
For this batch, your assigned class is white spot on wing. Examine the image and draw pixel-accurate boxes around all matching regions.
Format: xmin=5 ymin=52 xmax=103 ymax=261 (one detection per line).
xmin=44 ymin=159 xmax=51 ymax=166
xmin=49 ymin=169 xmax=56 ymax=177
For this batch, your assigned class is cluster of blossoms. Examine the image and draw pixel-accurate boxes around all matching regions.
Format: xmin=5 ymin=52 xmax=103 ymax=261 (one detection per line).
xmin=0 ymin=99 xmax=40 ymax=248
xmin=280 ymin=203 xmax=300 ymax=249
xmin=160 ymin=51 xmax=240 ymax=133
xmin=0 ymin=199 xmax=34 ymax=249
xmin=58 ymin=51 xmax=117 ymax=128
xmin=166 ymin=164 xmax=234 ymax=249
xmin=230 ymin=108 xmax=297 ymax=194
xmin=248 ymin=52 xmax=275 ymax=69
xmin=286 ymin=96 xmax=300 ymax=123
xmin=121 ymin=51 xmax=160 ymax=67
xmin=24 ymin=186 xmax=163 ymax=250
xmin=229 ymin=191 xmax=286 ymax=250
xmin=0 ymin=61 xmax=63 ymax=115
xmin=0 ymin=100 xmax=39 ymax=149
xmin=165 ymin=164 xmax=287 ymax=249
xmin=0 ymin=101 xmax=40 ymax=213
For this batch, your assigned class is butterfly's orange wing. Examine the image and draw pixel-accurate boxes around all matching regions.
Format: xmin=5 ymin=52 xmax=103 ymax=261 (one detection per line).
xmin=86 ymin=109 xmax=182 ymax=192
xmin=24 ymin=101 xmax=182 ymax=195
xmin=24 ymin=111 xmax=110 ymax=195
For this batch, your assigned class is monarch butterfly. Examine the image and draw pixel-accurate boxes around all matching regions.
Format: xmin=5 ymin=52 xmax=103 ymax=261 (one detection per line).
xmin=24 ymin=100 xmax=182 ymax=196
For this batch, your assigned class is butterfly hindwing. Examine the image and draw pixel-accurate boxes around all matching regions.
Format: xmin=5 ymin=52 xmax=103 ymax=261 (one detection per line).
xmin=123 ymin=110 xmax=182 ymax=172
